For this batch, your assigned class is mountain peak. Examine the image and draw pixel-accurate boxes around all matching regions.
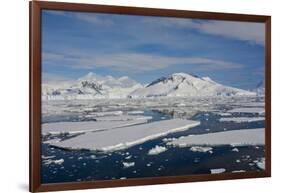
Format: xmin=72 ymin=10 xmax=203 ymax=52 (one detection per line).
xmin=130 ymin=72 xmax=255 ymax=98
xmin=79 ymin=72 xmax=100 ymax=81
xmin=171 ymin=72 xmax=199 ymax=78
xmin=42 ymin=72 xmax=255 ymax=100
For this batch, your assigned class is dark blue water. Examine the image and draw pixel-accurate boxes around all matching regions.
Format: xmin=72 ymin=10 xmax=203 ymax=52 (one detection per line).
xmin=41 ymin=110 xmax=265 ymax=184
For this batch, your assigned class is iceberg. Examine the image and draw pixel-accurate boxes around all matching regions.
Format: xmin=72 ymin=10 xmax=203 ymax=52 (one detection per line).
xmin=148 ymin=145 xmax=167 ymax=155
xmin=50 ymin=119 xmax=200 ymax=152
xmin=167 ymin=128 xmax=264 ymax=147
xmin=42 ymin=119 xmax=148 ymax=135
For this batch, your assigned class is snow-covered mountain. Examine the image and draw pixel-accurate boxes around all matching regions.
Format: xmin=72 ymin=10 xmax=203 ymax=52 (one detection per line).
xmin=42 ymin=72 xmax=255 ymax=100
xmin=129 ymin=73 xmax=255 ymax=98
xmin=254 ymin=80 xmax=265 ymax=96
xmin=42 ymin=72 xmax=143 ymax=100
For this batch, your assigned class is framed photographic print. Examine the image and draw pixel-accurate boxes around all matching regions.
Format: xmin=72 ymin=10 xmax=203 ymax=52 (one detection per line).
xmin=30 ymin=1 xmax=271 ymax=192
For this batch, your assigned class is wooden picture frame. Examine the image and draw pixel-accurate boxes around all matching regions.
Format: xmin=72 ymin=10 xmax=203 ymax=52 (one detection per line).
xmin=30 ymin=1 xmax=271 ymax=192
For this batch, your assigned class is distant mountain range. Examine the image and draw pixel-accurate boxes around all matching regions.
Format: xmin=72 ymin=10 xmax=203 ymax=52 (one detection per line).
xmin=254 ymin=80 xmax=265 ymax=96
xmin=42 ymin=72 xmax=256 ymax=100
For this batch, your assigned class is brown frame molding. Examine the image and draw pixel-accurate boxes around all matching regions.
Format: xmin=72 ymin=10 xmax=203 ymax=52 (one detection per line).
xmin=29 ymin=1 xmax=271 ymax=192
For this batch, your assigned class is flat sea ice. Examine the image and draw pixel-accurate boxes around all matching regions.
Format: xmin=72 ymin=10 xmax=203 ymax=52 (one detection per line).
xmin=90 ymin=111 xmax=123 ymax=117
xmin=214 ymin=112 xmax=232 ymax=116
xmin=50 ymin=119 xmax=200 ymax=152
xmin=227 ymin=108 xmax=265 ymax=115
xmin=219 ymin=117 xmax=265 ymax=123
xmin=167 ymin=128 xmax=264 ymax=147
xmin=94 ymin=115 xmax=152 ymax=121
xmin=42 ymin=119 xmax=148 ymax=135
xmin=127 ymin=111 xmax=144 ymax=115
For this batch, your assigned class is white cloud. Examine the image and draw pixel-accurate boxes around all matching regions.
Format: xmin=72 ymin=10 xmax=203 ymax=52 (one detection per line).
xmin=195 ymin=21 xmax=265 ymax=45
xmin=45 ymin=10 xmax=113 ymax=26
xmin=43 ymin=51 xmax=243 ymax=73
xmin=45 ymin=10 xmax=265 ymax=46
xmin=42 ymin=72 xmax=74 ymax=84
xmin=144 ymin=18 xmax=265 ymax=45
xmin=74 ymin=13 xmax=113 ymax=26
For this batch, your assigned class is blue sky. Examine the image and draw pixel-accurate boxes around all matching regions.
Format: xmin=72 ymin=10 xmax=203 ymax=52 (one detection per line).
xmin=42 ymin=10 xmax=265 ymax=89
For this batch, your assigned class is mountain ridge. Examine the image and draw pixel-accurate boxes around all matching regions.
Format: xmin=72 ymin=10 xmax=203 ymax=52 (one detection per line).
xmin=42 ymin=72 xmax=256 ymax=100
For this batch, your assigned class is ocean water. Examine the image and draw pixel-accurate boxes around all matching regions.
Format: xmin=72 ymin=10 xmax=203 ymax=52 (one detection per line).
xmin=41 ymin=109 xmax=265 ymax=184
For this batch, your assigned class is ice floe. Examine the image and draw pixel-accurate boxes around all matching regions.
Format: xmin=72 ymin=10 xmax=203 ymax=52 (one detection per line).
xmin=43 ymin=138 xmax=61 ymax=144
xmin=43 ymin=158 xmax=64 ymax=165
xmin=148 ymin=145 xmax=167 ymax=155
xmin=255 ymin=157 xmax=265 ymax=170
xmin=146 ymin=163 xmax=152 ymax=167
xmin=94 ymin=115 xmax=152 ymax=121
xmin=41 ymin=155 xmax=56 ymax=159
xmin=127 ymin=111 xmax=144 ymax=115
xmin=210 ymin=168 xmax=226 ymax=174
xmin=162 ymin=137 xmax=176 ymax=142
xmin=231 ymin=170 xmax=245 ymax=173
xmin=50 ymin=119 xmax=200 ymax=152
xmin=42 ymin=119 xmax=148 ymax=135
xmin=214 ymin=112 xmax=232 ymax=116
xmin=167 ymin=128 xmax=264 ymax=147
xmin=219 ymin=117 xmax=265 ymax=123
xmin=227 ymin=108 xmax=265 ymax=115
xmin=122 ymin=162 xmax=135 ymax=168
xmin=189 ymin=146 xmax=213 ymax=153
xmin=125 ymin=155 xmax=132 ymax=160
xmin=90 ymin=111 xmax=123 ymax=117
